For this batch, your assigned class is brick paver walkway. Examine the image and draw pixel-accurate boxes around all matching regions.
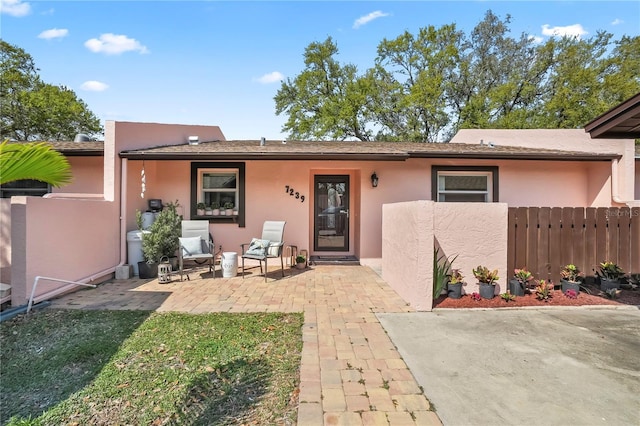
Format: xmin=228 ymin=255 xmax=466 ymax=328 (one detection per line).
xmin=49 ymin=264 xmax=442 ymax=425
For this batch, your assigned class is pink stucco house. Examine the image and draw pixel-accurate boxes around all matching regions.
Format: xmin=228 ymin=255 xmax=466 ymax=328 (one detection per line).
xmin=2 ymin=94 xmax=639 ymax=310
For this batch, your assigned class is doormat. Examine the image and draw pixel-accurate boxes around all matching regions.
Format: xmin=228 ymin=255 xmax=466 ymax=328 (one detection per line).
xmin=309 ymin=255 xmax=360 ymax=265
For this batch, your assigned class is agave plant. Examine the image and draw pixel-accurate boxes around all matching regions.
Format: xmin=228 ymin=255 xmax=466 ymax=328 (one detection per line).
xmin=433 ymin=247 xmax=458 ymax=300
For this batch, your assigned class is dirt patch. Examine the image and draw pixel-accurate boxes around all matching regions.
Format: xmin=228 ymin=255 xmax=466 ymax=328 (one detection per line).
xmin=434 ymin=282 xmax=640 ymax=309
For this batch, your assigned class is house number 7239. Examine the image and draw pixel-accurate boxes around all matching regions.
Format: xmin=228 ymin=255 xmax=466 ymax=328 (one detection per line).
xmin=285 ymin=186 xmax=305 ymax=203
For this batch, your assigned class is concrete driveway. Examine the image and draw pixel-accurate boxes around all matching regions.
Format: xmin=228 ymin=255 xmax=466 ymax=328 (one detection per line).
xmin=378 ymin=307 xmax=640 ymax=426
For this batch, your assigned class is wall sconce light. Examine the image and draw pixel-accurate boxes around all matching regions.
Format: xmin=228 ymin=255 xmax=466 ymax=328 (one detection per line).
xmin=370 ymin=172 xmax=379 ymax=188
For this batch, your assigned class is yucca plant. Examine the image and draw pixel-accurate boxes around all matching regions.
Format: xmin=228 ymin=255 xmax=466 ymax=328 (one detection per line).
xmin=433 ymin=247 xmax=458 ymax=300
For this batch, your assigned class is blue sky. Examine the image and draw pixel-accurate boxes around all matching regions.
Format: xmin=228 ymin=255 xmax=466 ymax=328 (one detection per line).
xmin=2 ymin=0 xmax=639 ymax=140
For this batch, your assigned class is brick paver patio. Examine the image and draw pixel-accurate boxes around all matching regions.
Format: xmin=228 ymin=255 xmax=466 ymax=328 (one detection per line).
xmin=49 ymin=264 xmax=442 ymax=426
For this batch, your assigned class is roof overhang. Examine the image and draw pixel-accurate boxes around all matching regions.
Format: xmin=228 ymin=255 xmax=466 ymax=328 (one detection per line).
xmin=584 ymin=93 xmax=640 ymax=139
xmin=119 ymin=140 xmax=622 ymax=161
xmin=119 ymin=152 xmax=411 ymax=161
xmin=407 ymin=151 xmax=619 ymax=161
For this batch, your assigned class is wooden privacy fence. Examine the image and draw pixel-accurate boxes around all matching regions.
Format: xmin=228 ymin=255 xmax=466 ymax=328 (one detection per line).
xmin=508 ymin=207 xmax=640 ymax=284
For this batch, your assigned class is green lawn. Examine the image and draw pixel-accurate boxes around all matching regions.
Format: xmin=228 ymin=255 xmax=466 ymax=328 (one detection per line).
xmin=1 ymin=309 xmax=303 ymax=425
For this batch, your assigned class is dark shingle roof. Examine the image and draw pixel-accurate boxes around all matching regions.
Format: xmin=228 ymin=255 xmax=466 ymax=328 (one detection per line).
xmin=10 ymin=141 xmax=104 ymax=156
xmin=119 ymin=140 xmax=619 ymax=161
xmin=584 ymin=92 xmax=640 ymax=139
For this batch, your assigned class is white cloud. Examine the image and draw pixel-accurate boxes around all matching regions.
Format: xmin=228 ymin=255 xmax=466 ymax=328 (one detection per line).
xmin=84 ymin=33 xmax=149 ymax=55
xmin=353 ymin=10 xmax=389 ymax=29
xmin=541 ymin=24 xmax=588 ymax=39
xmin=528 ymin=35 xmax=544 ymax=44
xmin=38 ymin=28 xmax=68 ymax=40
xmin=0 ymin=0 xmax=31 ymax=17
xmin=611 ymin=18 xmax=623 ymax=26
xmin=255 ymin=71 xmax=284 ymax=84
xmin=81 ymin=81 xmax=109 ymax=92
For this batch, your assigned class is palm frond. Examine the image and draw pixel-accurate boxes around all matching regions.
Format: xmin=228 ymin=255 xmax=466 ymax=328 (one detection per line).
xmin=0 ymin=140 xmax=72 ymax=186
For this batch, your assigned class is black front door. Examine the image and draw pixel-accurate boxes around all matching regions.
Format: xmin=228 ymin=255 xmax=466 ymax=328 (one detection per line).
xmin=314 ymin=175 xmax=349 ymax=251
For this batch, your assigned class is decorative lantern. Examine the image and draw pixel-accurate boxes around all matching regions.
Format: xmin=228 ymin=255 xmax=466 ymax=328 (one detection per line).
xmin=158 ymin=256 xmax=172 ymax=284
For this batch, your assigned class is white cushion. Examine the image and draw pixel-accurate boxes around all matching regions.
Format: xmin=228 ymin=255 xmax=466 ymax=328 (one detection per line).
xmin=245 ymin=238 xmax=270 ymax=256
xmin=179 ymin=236 xmax=202 ymax=256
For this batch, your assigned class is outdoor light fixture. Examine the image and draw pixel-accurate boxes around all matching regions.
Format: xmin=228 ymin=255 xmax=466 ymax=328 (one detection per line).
xmin=370 ymin=172 xmax=379 ymax=188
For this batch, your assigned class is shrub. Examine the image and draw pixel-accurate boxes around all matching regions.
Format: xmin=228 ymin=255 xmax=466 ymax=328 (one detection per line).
xmin=142 ymin=200 xmax=182 ymax=263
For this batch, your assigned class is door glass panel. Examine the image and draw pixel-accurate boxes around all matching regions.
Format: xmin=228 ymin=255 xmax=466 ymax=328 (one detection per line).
xmin=314 ymin=175 xmax=349 ymax=251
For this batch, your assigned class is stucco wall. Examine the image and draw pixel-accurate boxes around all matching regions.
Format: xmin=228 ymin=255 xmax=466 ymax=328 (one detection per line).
xmin=451 ymin=129 xmax=635 ymax=204
xmin=126 ymin=157 xmax=431 ymax=262
xmin=131 ymin=154 xmax=619 ymax=266
xmin=52 ymin=156 xmax=104 ymax=194
xmin=10 ymin=196 xmax=119 ymax=305
xmin=7 ymin=121 xmax=227 ymax=306
xmin=434 ymin=202 xmax=509 ymax=296
xmin=381 ymin=201 xmax=508 ymax=311
xmin=382 ymin=201 xmax=434 ymax=311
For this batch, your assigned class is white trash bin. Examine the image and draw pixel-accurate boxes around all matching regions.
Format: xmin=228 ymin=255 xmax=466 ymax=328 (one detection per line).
xmin=221 ymin=252 xmax=238 ymax=278
xmin=127 ymin=230 xmax=150 ymax=275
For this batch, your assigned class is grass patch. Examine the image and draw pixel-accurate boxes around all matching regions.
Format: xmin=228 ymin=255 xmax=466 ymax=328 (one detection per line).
xmin=1 ymin=309 xmax=303 ymax=425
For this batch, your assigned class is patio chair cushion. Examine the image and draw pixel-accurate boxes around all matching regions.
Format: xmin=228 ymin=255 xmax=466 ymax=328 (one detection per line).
xmin=179 ymin=236 xmax=203 ymax=256
xmin=245 ymin=238 xmax=270 ymax=256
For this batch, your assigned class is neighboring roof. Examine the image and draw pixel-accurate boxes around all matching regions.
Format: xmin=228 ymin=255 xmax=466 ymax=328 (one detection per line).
xmin=119 ymin=140 xmax=619 ymax=161
xmin=48 ymin=141 xmax=104 ymax=156
xmin=9 ymin=141 xmax=104 ymax=156
xmin=584 ymin=92 xmax=640 ymax=139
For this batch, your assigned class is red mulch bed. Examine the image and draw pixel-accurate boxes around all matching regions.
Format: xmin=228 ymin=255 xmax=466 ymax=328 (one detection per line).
xmin=434 ymin=282 xmax=640 ymax=309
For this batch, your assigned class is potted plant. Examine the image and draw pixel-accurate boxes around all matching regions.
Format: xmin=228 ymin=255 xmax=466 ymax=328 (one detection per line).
xmin=205 ymin=203 xmax=214 ymax=215
xmin=224 ymin=202 xmax=234 ymax=216
xmin=535 ymin=279 xmax=553 ymax=302
xmin=211 ymin=202 xmax=220 ymax=216
xmin=472 ymin=265 xmax=499 ymax=299
xmin=447 ymin=269 xmax=465 ymax=299
xmin=509 ymin=267 xmax=533 ymax=296
xmin=560 ymin=264 xmax=582 ymax=294
xmin=596 ymin=261 xmax=624 ymax=291
xmin=196 ymin=202 xmax=206 ymax=216
xmin=141 ymin=200 xmax=182 ymax=277
xmin=295 ymin=254 xmax=306 ymax=270
xmin=140 ymin=231 xmax=161 ymax=279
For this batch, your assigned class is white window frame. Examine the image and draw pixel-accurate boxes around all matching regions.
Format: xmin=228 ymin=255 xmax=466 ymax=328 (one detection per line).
xmin=197 ymin=168 xmax=239 ymax=208
xmin=436 ymin=171 xmax=493 ymax=202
